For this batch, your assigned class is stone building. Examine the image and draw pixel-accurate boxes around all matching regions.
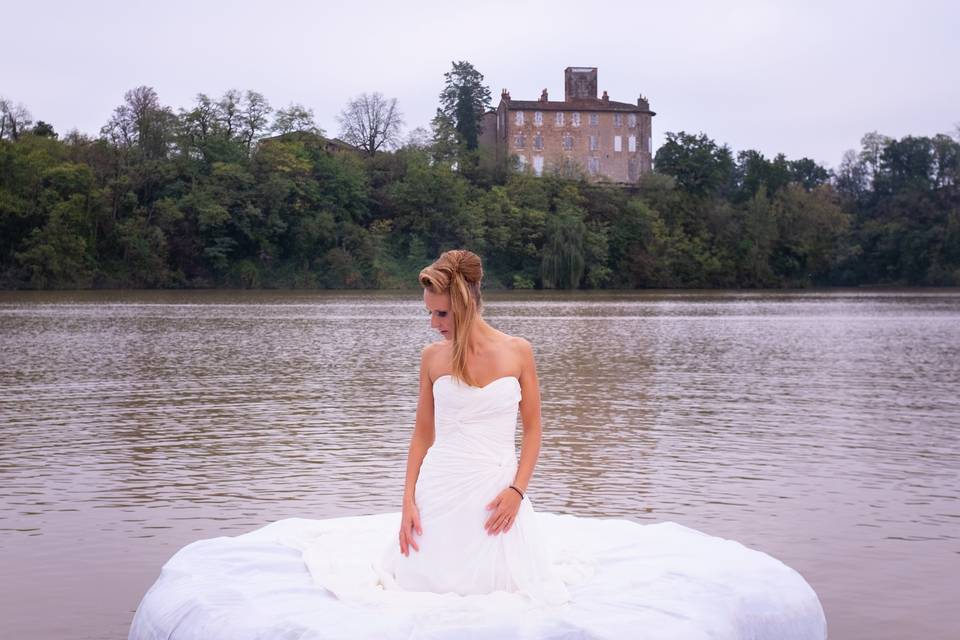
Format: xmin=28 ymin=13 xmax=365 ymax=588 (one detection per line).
xmin=481 ymin=67 xmax=655 ymax=183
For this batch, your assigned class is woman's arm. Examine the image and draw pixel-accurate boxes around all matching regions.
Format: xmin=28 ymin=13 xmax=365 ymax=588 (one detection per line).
xmin=512 ymin=337 xmax=542 ymax=494
xmin=484 ymin=337 xmax=542 ymax=535
xmin=398 ymin=344 xmax=437 ymax=555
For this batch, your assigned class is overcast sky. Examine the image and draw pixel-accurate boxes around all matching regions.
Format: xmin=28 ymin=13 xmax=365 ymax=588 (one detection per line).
xmin=4 ymin=0 xmax=957 ymax=168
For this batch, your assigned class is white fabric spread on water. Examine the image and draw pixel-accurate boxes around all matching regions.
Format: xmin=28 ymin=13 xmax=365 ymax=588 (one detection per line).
xmin=129 ymin=376 xmax=827 ymax=638
xmin=129 ymin=513 xmax=826 ymax=639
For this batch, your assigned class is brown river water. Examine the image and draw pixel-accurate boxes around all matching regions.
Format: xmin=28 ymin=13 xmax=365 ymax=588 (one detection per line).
xmin=1 ymin=289 xmax=958 ymax=639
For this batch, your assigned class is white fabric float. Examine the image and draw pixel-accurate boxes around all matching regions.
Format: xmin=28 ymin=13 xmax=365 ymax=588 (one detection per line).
xmin=128 ymin=511 xmax=827 ymax=640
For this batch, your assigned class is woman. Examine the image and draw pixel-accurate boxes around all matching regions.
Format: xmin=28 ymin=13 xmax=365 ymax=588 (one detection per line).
xmin=380 ymin=249 xmax=568 ymax=601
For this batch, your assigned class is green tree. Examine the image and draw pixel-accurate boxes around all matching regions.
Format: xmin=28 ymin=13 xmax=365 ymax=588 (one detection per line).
xmin=438 ymin=61 xmax=492 ymax=152
xmin=541 ymin=203 xmax=586 ymax=289
xmin=654 ymin=131 xmax=735 ymax=198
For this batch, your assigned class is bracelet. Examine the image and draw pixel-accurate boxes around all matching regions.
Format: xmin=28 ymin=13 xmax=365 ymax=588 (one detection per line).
xmin=509 ymin=485 xmax=524 ymax=499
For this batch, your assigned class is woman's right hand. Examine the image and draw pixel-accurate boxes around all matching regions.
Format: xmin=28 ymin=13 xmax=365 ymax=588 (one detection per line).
xmin=399 ymin=500 xmax=423 ymax=556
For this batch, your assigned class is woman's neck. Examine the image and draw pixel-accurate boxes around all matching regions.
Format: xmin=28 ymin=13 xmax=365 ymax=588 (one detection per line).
xmin=465 ymin=317 xmax=498 ymax=353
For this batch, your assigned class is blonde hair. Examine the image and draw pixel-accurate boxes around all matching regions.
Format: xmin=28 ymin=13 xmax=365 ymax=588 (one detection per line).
xmin=419 ymin=249 xmax=484 ymax=386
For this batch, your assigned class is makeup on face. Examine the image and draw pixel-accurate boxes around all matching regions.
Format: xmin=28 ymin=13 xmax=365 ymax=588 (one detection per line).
xmin=423 ymin=289 xmax=453 ymax=339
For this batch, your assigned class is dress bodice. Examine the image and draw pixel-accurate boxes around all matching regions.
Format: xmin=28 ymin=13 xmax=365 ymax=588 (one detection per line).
xmin=431 ymin=375 xmax=521 ymax=464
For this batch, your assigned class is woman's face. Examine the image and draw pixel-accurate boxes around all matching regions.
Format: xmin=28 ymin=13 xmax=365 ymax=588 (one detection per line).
xmin=423 ymin=289 xmax=453 ymax=340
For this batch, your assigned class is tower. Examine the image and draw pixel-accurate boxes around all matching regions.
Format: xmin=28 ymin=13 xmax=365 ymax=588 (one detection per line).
xmin=564 ymin=67 xmax=598 ymax=101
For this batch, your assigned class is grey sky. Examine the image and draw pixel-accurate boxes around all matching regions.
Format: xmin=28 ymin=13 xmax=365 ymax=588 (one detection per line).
xmin=4 ymin=0 xmax=957 ymax=168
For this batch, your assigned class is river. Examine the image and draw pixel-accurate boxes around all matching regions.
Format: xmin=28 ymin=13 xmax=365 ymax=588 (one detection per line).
xmin=1 ymin=289 xmax=958 ymax=639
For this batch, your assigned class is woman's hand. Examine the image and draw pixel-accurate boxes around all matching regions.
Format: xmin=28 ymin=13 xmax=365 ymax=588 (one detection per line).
xmin=399 ymin=500 xmax=422 ymax=556
xmin=484 ymin=487 xmax=521 ymax=535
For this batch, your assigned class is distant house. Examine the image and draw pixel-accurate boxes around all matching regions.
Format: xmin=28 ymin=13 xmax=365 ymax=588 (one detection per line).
xmin=481 ymin=67 xmax=655 ymax=183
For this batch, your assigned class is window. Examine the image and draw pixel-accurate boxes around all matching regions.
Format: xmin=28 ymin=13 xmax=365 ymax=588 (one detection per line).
xmin=571 ymin=112 xmax=581 ymax=127
xmin=515 ymin=133 xmax=525 ymax=149
xmin=562 ymin=135 xmax=574 ymax=150
xmin=516 ymin=154 xmax=527 ymax=170
xmin=589 ymin=113 xmax=599 ymax=126
xmin=628 ymin=113 xmax=637 ymax=128
xmin=628 ymin=135 xmax=636 ymax=153
xmin=534 ymin=111 xmax=543 ymax=126
xmin=533 ymin=156 xmax=544 ymax=177
xmin=555 ymin=111 xmax=564 ymax=126
xmin=589 ymin=135 xmax=599 ymax=151
xmin=614 ymin=135 xmax=622 ymax=152
xmin=613 ymin=113 xmax=622 ymax=127
xmin=588 ymin=157 xmax=600 ymax=175
xmin=515 ymin=111 xmax=524 ymax=126
xmin=647 ymin=135 xmax=652 ymax=152
xmin=534 ymin=133 xmax=543 ymax=150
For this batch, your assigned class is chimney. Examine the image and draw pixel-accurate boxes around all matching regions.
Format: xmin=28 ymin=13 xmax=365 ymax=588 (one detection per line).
xmin=564 ymin=66 xmax=598 ymax=101
xmin=637 ymin=94 xmax=649 ymax=110
xmin=540 ymin=88 xmax=549 ymax=102
xmin=501 ymin=88 xmax=511 ymax=101
xmin=602 ymin=90 xmax=609 ymax=103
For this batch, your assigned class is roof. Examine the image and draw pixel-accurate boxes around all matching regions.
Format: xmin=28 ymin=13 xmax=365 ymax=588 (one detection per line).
xmin=502 ymin=98 xmax=654 ymax=116
xmin=259 ymin=131 xmax=361 ymax=152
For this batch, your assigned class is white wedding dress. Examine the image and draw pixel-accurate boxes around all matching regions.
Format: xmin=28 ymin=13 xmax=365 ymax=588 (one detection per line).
xmin=128 ymin=375 xmax=828 ymax=639
xmin=363 ymin=374 xmax=571 ymax=601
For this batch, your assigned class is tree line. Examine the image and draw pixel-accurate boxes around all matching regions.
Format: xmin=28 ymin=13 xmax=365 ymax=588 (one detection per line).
xmin=1 ymin=62 xmax=958 ymax=289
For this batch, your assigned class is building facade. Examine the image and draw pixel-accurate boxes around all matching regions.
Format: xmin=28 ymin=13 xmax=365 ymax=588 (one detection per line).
xmin=482 ymin=67 xmax=655 ymax=183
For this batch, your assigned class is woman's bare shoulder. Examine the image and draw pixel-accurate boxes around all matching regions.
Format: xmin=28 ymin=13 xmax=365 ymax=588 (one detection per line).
xmin=497 ymin=331 xmax=532 ymax=350
xmin=500 ymin=334 xmax=534 ymax=366
xmin=420 ymin=340 xmax=450 ymax=376
xmin=421 ymin=340 xmax=449 ymax=356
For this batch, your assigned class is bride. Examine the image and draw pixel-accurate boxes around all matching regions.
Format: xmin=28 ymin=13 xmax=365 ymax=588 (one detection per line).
xmin=379 ymin=248 xmax=568 ymax=600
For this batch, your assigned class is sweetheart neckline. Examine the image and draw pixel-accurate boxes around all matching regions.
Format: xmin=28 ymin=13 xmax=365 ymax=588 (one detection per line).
xmin=432 ymin=374 xmax=520 ymax=391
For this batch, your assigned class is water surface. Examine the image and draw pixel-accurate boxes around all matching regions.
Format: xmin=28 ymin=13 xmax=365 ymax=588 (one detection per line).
xmin=1 ymin=289 xmax=958 ymax=639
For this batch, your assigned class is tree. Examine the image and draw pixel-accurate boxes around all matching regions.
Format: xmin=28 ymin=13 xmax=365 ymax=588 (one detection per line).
xmin=100 ymin=86 xmax=175 ymax=158
xmin=858 ymin=131 xmax=892 ymax=189
xmin=788 ymin=157 xmax=830 ymax=190
xmin=735 ymin=150 xmax=791 ymax=200
xmin=430 ymin=110 xmax=459 ymax=164
xmin=217 ymin=89 xmax=244 ymax=140
xmin=32 ymin=121 xmax=57 ymax=138
xmin=541 ymin=203 xmax=587 ymax=289
xmin=876 ymin=135 xmax=935 ymax=195
xmin=931 ymin=133 xmax=959 ymax=189
xmin=654 ymin=131 xmax=735 ymax=197
xmin=272 ymin=103 xmax=322 ymax=135
xmin=239 ymin=91 xmax=272 ymax=152
xmin=403 ymin=126 xmax=432 ymax=150
xmin=438 ymin=61 xmax=492 ymax=152
xmin=337 ymin=92 xmax=403 ymax=156
xmin=835 ymin=148 xmax=868 ymax=203
xmin=0 ymin=98 xmax=33 ymax=140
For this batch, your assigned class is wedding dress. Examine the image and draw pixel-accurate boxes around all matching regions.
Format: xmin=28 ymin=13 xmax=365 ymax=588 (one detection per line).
xmin=370 ymin=374 xmax=571 ymax=601
xmin=128 ymin=375 xmax=828 ymax=639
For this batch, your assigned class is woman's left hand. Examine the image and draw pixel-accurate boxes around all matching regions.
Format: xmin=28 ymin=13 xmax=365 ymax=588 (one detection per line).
xmin=484 ymin=487 xmax=521 ymax=535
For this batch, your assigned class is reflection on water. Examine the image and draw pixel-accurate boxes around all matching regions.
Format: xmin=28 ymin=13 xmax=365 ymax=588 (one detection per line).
xmin=1 ymin=289 xmax=958 ymax=639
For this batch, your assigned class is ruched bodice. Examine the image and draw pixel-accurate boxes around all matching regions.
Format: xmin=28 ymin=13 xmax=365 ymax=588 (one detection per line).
xmin=429 ymin=375 xmax=521 ymax=468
